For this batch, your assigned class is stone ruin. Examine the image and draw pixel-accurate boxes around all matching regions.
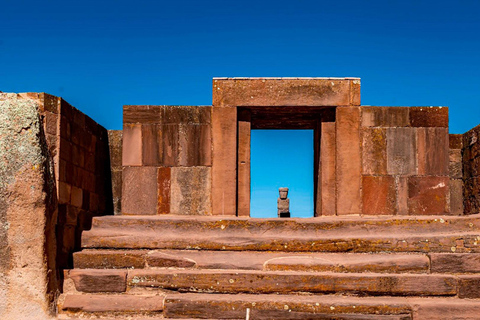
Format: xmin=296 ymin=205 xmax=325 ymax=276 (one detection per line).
xmin=1 ymin=78 xmax=480 ymax=319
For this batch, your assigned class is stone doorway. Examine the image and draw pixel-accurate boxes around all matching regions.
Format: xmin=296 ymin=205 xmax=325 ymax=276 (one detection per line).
xmin=250 ymin=129 xmax=314 ymax=218
xmin=236 ymin=106 xmax=336 ymax=217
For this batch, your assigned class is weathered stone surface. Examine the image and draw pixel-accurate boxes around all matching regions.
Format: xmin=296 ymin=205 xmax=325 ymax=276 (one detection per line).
xmin=408 ymin=176 xmax=449 ymax=215
xmin=73 ymin=249 xmax=146 ymax=269
xmin=146 ymin=251 xmax=197 ymax=268
xmin=157 ymin=167 xmax=171 ymax=214
xmin=362 ymin=176 xmax=396 ymax=215
xmin=164 ymin=293 xmax=413 ymax=320
xmin=170 ymin=167 xmax=212 ymax=215
xmin=212 ymin=107 xmax=236 ymax=215
xmin=387 ymin=128 xmax=417 ymax=175
xmin=129 ymin=269 xmax=457 ymax=296
xmin=417 ymin=127 xmax=449 ymax=176
xmin=237 ymin=114 xmax=251 ymax=217
xmin=336 ymin=107 xmax=362 ymax=215
xmin=124 ymin=105 xmax=162 ymax=124
xmin=122 ymin=123 xmax=142 ymax=166
xmin=409 ymin=107 xmax=449 ymax=127
xmin=179 ymin=124 xmax=212 ymax=166
xmin=213 ymin=78 xmax=361 ymax=107
xmin=458 ymin=275 xmax=480 ymax=298
xmin=142 ymin=124 xmax=162 ymax=165
xmin=122 ymin=166 xmax=158 ymax=215
xmin=396 ymin=177 xmax=409 ymax=215
xmin=68 ymin=269 xmax=127 ymax=293
xmin=160 ymin=124 xmax=179 ymax=166
xmin=449 ymin=149 xmax=463 ymax=179
xmin=430 ymin=253 xmax=480 ymax=273
xmin=450 ymin=179 xmax=464 ymax=215
xmin=413 ymin=298 xmax=480 ymax=320
xmin=108 ymin=130 xmax=123 ymax=168
xmin=62 ymin=294 xmax=164 ymax=313
xmin=362 ymin=128 xmax=387 ymax=175
xmin=361 ymin=107 xmax=409 ymax=127
xmin=0 ymin=94 xmax=58 ymax=319
xmin=264 ymin=254 xmax=429 ymax=273
xmin=320 ymin=122 xmax=336 ymax=216
xmin=449 ymin=134 xmax=463 ymax=149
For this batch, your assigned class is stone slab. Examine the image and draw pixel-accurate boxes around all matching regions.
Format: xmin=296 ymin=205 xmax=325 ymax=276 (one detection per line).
xmin=170 ymin=167 xmax=212 ymax=215
xmin=362 ymin=176 xmax=396 ymax=215
xmin=336 ymin=107 xmax=362 ymax=215
xmin=361 ymin=107 xmax=409 ymax=128
xmin=122 ymin=167 xmax=158 ymax=215
xmin=417 ymin=127 xmax=449 ymax=176
xmin=362 ymin=128 xmax=387 ymax=175
xmin=122 ymin=124 xmax=142 ymax=166
xmin=387 ymin=128 xmax=417 ymax=175
xmin=408 ymin=176 xmax=449 ymax=215
xmin=320 ymin=122 xmax=336 ymax=215
xmin=409 ymin=107 xmax=448 ymax=127
xmin=430 ymin=253 xmax=480 ymax=273
xmin=62 ymin=294 xmax=164 ymax=313
xmin=67 ymin=269 xmax=127 ymax=293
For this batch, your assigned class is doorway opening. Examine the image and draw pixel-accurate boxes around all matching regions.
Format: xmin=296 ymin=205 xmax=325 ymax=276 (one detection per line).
xmin=250 ymin=129 xmax=314 ymax=218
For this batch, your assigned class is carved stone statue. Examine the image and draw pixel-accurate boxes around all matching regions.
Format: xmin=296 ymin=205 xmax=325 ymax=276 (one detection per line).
xmin=277 ymin=187 xmax=290 ymax=218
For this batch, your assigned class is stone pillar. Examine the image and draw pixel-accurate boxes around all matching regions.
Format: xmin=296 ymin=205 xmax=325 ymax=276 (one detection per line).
xmin=0 ymin=94 xmax=58 ymax=319
xmin=237 ymin=109 xmax=251 ymax=217
xmin=320 ymin=122 xmax=336 ymax=215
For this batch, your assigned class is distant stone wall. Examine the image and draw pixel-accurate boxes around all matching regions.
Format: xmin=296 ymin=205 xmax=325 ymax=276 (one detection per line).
xmin=0 ymin=94 xmax=58 ymax=319
xmin=463 ymin=125 xmax=480 ymax=214
xmin=108 ymin=130 xmax=123 ymax=215
xmin=122 ymin=105 xmax=212 ymax=215
xmin=340 ymin=106 xmax=451 ymax=215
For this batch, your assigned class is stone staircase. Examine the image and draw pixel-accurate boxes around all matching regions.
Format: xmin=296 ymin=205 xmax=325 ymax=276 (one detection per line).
xmin=58 ymin=214 xmax=480 ymax=319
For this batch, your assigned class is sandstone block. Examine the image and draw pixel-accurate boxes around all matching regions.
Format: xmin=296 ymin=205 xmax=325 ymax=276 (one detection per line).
xmin=68 ymin=269 xmax=127 ymax=293
xmin=73 ymin=250 xmax=146 ymax=269
xmin=157 ymin=167 xmax=171 ymax=214
xmin=362 ymin=128 xmax=387 ymax=175
xmin=122 ymin=166 xmax=158 ymax=215
xmin=44 ymin=111 xmax=58 ymax=135
xmin=449 ymin=134 xmax=463 ymax=149
xmin=458 ymin=275 xmax=480 ymax=298
xmin=71 ymin=186 xmax=83 ymax=208
xmin=212 ymin=107 xmax=236 ymax=215
xmin=450 ymin=179 xmax=464 ymax=214
xmin=409 ymin=107 xmax=449 ymax=127
xmin=146 ymin=252 xmax=197 ymax=268
xmin=142 ymin=124 xmax=162 ymax=165
xmin=122 ymin=123 xmax=142 ymax=166
xmin=362 ymin=176 xmax=396 ymax=215
xmin=361 ymin=107 xmax=409 ymax=127
xmin=387 ymin=128 xmax=417 ymax=175
xmin=178 ymin=124 xmax=212 ymax=166
xmin=123 ymin=105 xmax=162 ymax=124
xmin=408 ymin=176 xmax=449 ymax=215
xmin=170 ymin=167 xmax=212 ymax=215
xmin=161 ymin=124 xmax=179 ymax=166
xmin=320 ymin=122 xmax=336 ymax=216
xmin=417 ymin=127 xmax=449 ymax=176
xmin=336 ymin=107 xmax=361 ymax=215
xmin=396 ymin=176 xmax=409 ymax=215
xmin=108 ymin=130 xmax=123 ymax=167
xmin=449 ymin=149 xmax=463 ymax=179
xmin=62 ymin=294 xmax=164 ymax=312
xmin=430 ymin=253 xmax=480 ymax=273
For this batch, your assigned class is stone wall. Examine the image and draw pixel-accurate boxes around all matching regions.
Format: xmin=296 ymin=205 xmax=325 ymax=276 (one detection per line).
xmin=353 ymin=106 xmax=451 ymax=215
xmin=108 ymin=130 xmax=123 ymax=215
xmin=449 ymin=134 xmax=464 ymax=214
xmin=463 ymin=124 xmax=480 ymax=214
xmin=122 ymin=105 xmax=212 ymax=215
xmin=0 ymin=94 xmax=58 ymax=319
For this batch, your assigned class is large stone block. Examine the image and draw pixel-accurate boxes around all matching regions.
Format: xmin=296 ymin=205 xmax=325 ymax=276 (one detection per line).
xmin=409 ymin=107 xmax=448 ymax=127
xmin=336 ymin=107 xmax=362 ymax=215
xmin=212 ymin=107 xmax=237 ymax=215
xmin=320 ymin=122 xmax=336 ymax=216
xmin=122 ymin=124 xmax=142 ymax=166
xmin=449 ymin=134 xmax=463 ymax=149
xmin=157 ymin=167 xmax=171 ymax=214
xmin=449 ymin=149 xmax=463 ymax=179
xmin=213 ymin=78 xmax=360 ymax=107
xmin=122 ymin=167 xmax=158 ymax=215
xmin=417 ymin=127 xmax=449 ymax=176
xmin=142 ymin=124 xmax=162 ymax=166
xmin=161 ymin=124 xmax=180 ymax=167
xmin=361 ymin=107 xmax=409 ymax=127
xmin=124 ymin=105 xmax=162 ymax=124
xmin=362 ymin=128 xmax=387 ymax=175
xmin=408 ymin=176 xmax=449 ymax=215
xmin=178 ymin=124 xmax=212 ymax=166
xmin=387 ymin=128 xmax=417 ymax=176
xmin=362 ymin=176 xmax=396 ymax=215
xmin=450 ymin=179 xmax=464 ymax=215
xmin=162 ymin=106 xmax=211 ymax=125
xmin=170 ymin=167 xmax=212 ymax=215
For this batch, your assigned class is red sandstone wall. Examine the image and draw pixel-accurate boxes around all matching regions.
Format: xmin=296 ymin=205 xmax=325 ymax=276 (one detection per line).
xmin=463 ymin=125 xmax=480 ymax=214
xmin=122 ymin=105 xmax=212 ymax=215
xmin=449 ymin=134 xmax=464 ymax=214
xmin=337 ymin=106 xmax=452 ymax=215
xmin=19 ymin=93 xmax=113 ymax=269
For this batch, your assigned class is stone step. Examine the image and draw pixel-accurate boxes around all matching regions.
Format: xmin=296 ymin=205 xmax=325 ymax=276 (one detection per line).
xmin=59 ymin=294 xmax=164 ymax=314
xmin=90 ymin=214 xmax=480 ymax=235
xmin=82 ymin=225 xmax=480 ymax=253
xmin=74 ymin=249 xmax=434 ymax=274
xmin=65 ymin=269 xmax=480 ymax=298
xmin=163 ymin=293 xmax=480 ymax=319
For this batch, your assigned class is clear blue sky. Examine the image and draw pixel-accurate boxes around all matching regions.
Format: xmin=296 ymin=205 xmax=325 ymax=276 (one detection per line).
xmin=2 ymin=0 xmax=479 ymax=217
